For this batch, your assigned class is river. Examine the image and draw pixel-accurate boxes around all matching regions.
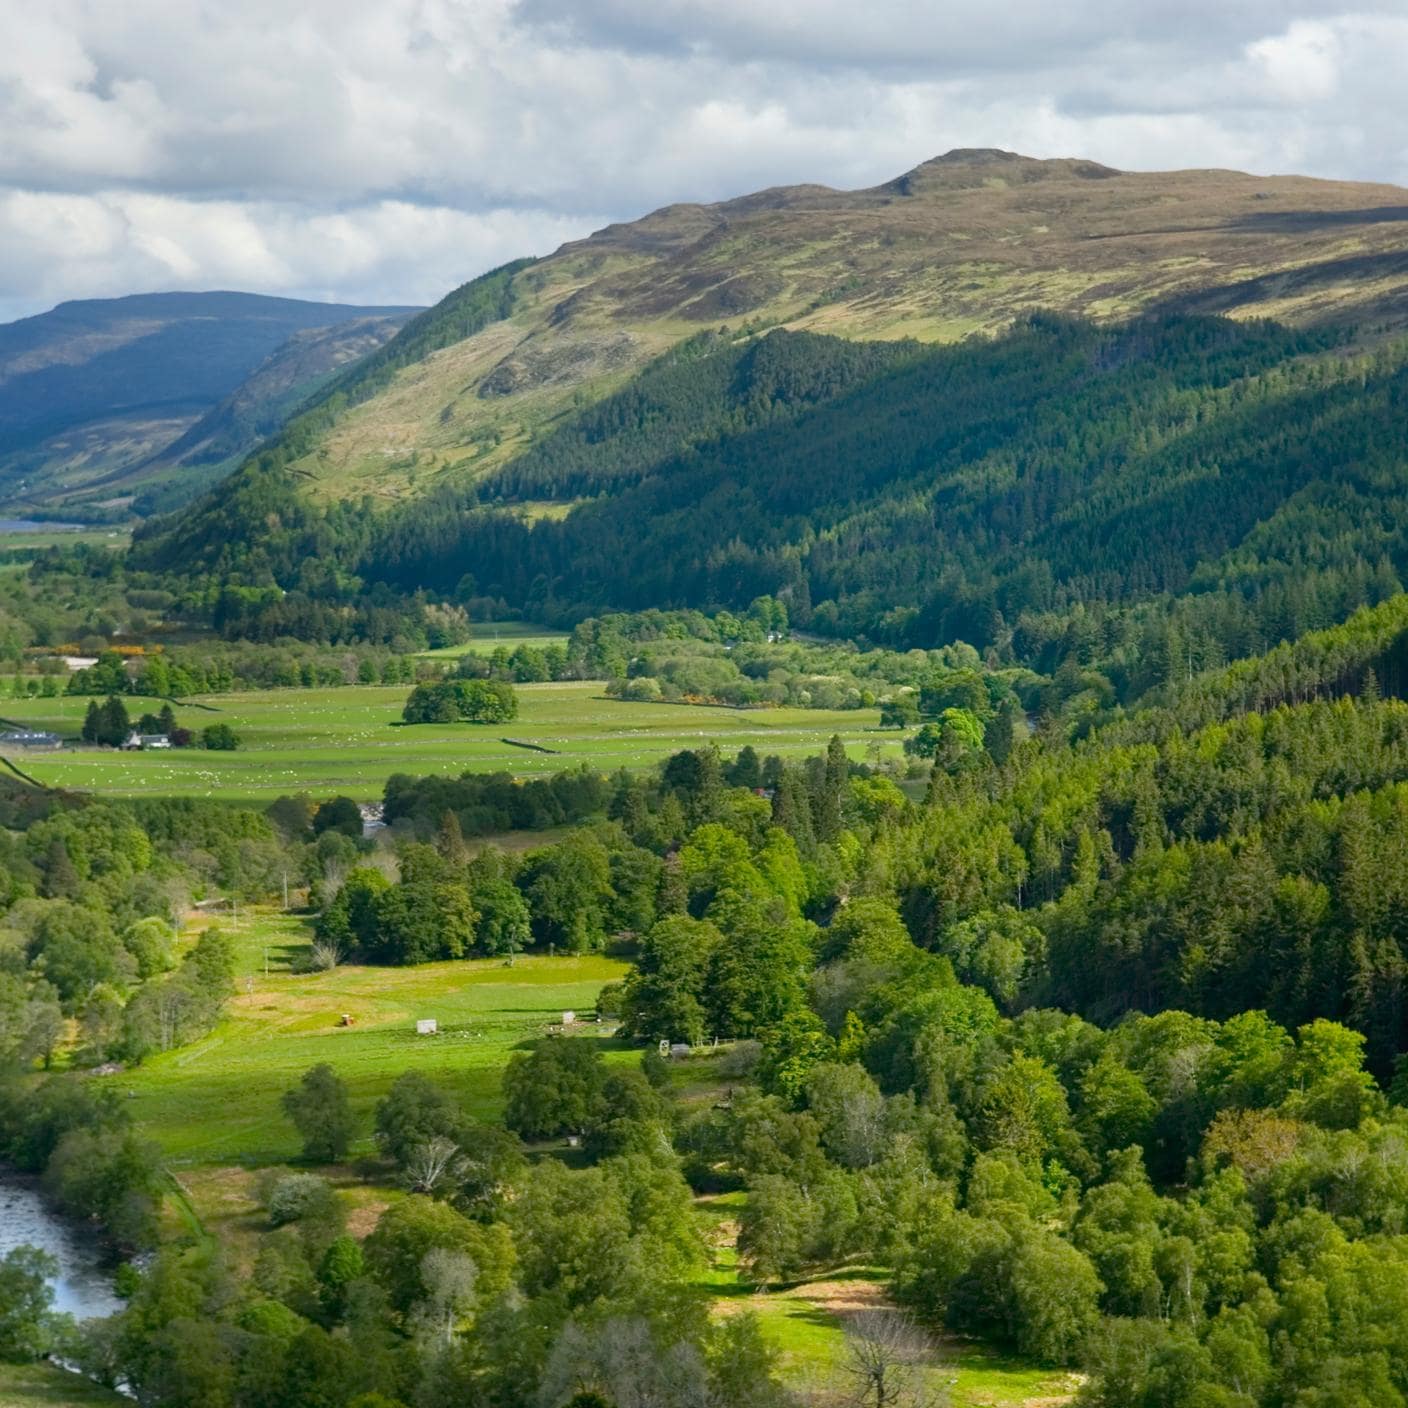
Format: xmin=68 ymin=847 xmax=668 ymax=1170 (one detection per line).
xmin=0 ymin=1178 xmax=121 ymax=1320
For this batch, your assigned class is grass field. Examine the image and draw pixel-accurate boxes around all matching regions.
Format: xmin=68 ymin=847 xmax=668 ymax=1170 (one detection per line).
xmin=691 ymin=1194 xmax=1077 ymax=1407
xmin=0 ymin=526 xmax=129 ymax=555
xmin=111 ymin=909 xmax=630 ymax=1165
xmin=418 ymin=620 xmax=569 ymax=659
xmin=0 ymin=682 xmax=902 ymax=800
xmin=0 ymin=1365 xmax=127 ymax=1407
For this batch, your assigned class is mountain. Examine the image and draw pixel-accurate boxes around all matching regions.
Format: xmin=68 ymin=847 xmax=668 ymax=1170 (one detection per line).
xmin=177 ymin=147 xmax=1408 ymax=507
xmin=135 ymin=150 xmax=1408 ymax=683
xmin=0 ymin=291 xmax=419 ymax=517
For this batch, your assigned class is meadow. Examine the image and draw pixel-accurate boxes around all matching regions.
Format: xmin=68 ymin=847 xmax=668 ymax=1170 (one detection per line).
xmin=0 ymin=682 xmax=903 ymax=801
xmin=112 ymin=909 xmax=630 ymax=1166
xmin=417 ymin=619 xmax=569 ymax=658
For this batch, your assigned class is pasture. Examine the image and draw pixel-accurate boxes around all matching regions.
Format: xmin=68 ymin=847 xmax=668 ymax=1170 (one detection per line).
xmin=0 ymin=682 xmax=902 ymax=800
xmin=111 ymin=909 xmax=630 ymax=1166
xmin=418 ymin=619 xmax=569 ymax=658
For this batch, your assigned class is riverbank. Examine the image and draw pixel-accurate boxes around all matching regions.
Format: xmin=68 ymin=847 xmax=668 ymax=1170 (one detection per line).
xmin=0 ymin=1362 xmax=127 ymax=1406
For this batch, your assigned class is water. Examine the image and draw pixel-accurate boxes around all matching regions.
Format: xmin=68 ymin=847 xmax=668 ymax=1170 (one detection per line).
xmin=0 ymin=1178 xmax=120 ymax=1320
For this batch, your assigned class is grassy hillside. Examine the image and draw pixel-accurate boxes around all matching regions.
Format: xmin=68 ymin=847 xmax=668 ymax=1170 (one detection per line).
xmin=132 ymin=151 xmax=1408 ymax=692
xmin=204 ymin=149 xmax=1408 ymax=505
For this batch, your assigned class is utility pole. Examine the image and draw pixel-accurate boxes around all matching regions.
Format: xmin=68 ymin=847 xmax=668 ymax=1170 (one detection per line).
xmin=282 ymin=870 xmax=289 ymax=912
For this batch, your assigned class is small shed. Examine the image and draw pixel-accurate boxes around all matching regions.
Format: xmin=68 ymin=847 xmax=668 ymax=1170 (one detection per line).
xmin=416 ymin=1018 xmax=438 ymax=1036
xmin=561 ymin=1010 xmax=576 ymax=1026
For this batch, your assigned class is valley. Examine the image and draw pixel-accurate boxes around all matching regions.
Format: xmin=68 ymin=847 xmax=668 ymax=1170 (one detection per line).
xmin=6 ymin=146 xmax=1408 ymax=1408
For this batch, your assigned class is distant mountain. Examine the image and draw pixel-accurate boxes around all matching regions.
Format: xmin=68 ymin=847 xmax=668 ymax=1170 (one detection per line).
xmin=0 ymin=291 xmax=419 ymax=517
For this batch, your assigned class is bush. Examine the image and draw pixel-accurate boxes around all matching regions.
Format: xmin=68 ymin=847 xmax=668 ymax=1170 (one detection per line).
xmin=266 ymin=1173 xmax=340 ymax=1228
xmin=201 ymin=723 xmax=240 ymax=751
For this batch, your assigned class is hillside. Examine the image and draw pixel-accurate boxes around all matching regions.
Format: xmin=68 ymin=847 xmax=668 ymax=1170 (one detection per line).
xmin=0 ymin=291 xmax=418 ymax=518
xmin=125 ymin=312 xmax=415 ymax=515
xmin=134 ymin=149 xmax=1408 ymax=686
xmin=210 ymin=148 xmax=1408 ymax=504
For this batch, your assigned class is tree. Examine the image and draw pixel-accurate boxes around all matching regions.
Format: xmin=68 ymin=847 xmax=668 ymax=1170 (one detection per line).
xmin=1006 ymin=1231 xmax=1102 ymax=1365
xmin=201 ymin=722 xmax=240 ymax=750
xmin=501 ymin=1037 xmax=605 ymax=1139
xmin=619 ymin=913 xmax=722 ymax=1045
xmin=91 ymin=695 xmax=130 ymax=748
xmin=436 ymin=810 xmax=467 ymax=864
xmin=313 ymin=796 xmax=363 ymax=838
xmin=880 ymin=695 xmax=920 ymax=729
xmin=524 ymin=833 xmax=614 ymax=952
xmin=415 ymin=1247 xmax=478 ymax=1345
xmin=40 ymin=838 xmax=80 ymax=900
xmin=842 ymin=1309 xmax=945 ymax=1408
xmin=402 ymin=679 xmax=517 ymax=724
xmin=374 ymin=1072 xmax=463 ymax=1167
xmin=976 ymin=1053 xmax=1074 ymax=1169
xmin=121 ymin=917 xmax=178 ymax=980
xmin=282 ymin=1064 xmax=355 ymax=1163
xmin=370 ymin=878 xmax=476 ymax=964
xmin=0 ymin=1246 xmax=69 ymax=1362
xmin=402 ymin=1136 xmax=467 ymax=1196
xmin=363 ymin=1196 xmax=512 ymax=1315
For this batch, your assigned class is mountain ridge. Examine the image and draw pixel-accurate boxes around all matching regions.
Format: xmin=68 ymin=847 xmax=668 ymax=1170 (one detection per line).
xmin=0 ymin=290 xmax=421 ymax=517
xmin=208 ymin=148 xmax=1408 ymax=507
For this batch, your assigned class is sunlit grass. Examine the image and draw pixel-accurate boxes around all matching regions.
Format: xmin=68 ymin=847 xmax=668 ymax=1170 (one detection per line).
xmin=110 ymin=907 xmax=630 ymax=1166
xmin=1 ymin=681 xmax=901 ymax=800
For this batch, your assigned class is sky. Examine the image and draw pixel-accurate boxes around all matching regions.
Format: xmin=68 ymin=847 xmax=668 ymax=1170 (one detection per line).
xmin=2 ymin=0 xmax=1407 ymax=322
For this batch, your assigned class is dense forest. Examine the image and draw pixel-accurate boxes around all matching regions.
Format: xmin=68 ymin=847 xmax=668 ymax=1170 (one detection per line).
xmin=130 ymin=310 xmax=1408 ymax=702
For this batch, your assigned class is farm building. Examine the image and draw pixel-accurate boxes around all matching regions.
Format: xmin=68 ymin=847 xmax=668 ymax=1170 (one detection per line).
xmin=0 ymin=729 xmax=61 ymax=749
xmin=122 ymin=732 xmax=172 ymax=751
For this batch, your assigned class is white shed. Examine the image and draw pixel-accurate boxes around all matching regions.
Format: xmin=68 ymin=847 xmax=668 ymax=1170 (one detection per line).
xmin=561 ymin=1010 xmax=576 ymax=1026
xmin=416 ymin=1018 xmax=438 ymax=1035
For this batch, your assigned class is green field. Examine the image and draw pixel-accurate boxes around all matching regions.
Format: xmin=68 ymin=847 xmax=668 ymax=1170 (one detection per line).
xmin=0 ymin=682 xmax=902 ymax=800
xmin=0 ymin=1364 xmax=127 ymax=1407
xmin=0 ymin=526 xmax=129 ymax=556
xmin=691 ymin=1195 xmax=1077 ymax=1406
xmin=418 ymin=620 xmax=569 ymax=658
xmin=110 ymin=910 xmax=629 ymax=1165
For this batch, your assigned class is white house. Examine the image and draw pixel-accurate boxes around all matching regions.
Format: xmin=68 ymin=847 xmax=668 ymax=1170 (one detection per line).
xmin=122 ymin=732 xmax=172 ymax=751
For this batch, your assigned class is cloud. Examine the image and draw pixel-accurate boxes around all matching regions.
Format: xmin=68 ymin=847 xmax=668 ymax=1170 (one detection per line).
xmin=0 ymin=1 xmax=1406 ymax=319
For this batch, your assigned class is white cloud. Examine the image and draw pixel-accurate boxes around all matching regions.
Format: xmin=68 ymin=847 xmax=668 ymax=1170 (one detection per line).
xmin=0 ymin=1 xmax=1406 ymax=318
xmin=1246 ymin=20 xmax=1342 ymax=102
